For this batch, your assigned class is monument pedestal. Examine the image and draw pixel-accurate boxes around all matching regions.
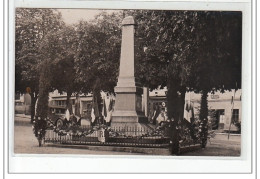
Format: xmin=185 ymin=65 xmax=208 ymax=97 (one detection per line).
xmin=111 ymin=85 xmax=148 ymax=128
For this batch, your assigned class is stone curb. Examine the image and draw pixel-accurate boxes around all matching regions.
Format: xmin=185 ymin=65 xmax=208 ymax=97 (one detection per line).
xmin=215 ymin=133 xmax=241 ymax=136
xmin=45 ymin=143 xmax=171 ymax=155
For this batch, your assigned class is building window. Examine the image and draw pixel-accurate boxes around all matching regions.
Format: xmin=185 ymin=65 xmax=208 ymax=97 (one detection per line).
xmin=232 ymin=109 xmax=239 ymax=123
xmin=56 ymin=100 xmax=66 ymax=106
xmin=212 ymin=109 xmax=225 ymax=130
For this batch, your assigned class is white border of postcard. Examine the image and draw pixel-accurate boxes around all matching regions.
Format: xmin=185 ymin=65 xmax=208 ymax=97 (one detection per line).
xmin=6 ymin=0 xmax=254 ymax=175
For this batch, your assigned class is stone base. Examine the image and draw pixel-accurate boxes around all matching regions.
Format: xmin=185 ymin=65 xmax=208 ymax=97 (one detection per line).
xmin=111 ymin=110 xmax=150 ymax=136
xmin=110 ymin=121 xmax=148 ymax=129
xmin=111 ymin=111 xmax=148 ymax=128
xmin=110 ymin=119 xmax=153 ymax=136
xmin=112 ymin=110 xmax=148 ymax=123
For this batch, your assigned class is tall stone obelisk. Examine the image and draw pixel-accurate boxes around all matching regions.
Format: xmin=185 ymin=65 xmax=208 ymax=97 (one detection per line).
xmin=111 ymin=16 xmax=148 ymax=128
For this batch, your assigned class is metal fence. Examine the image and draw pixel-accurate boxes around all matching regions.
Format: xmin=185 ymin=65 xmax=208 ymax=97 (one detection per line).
xmin=44 ymin=123 xmax=208 ymax=154
xmin=44 ymin=125 xmax=171 ymax=148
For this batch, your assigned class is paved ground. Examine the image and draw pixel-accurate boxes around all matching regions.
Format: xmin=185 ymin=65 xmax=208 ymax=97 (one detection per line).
xmin=182 ymin=134 xmax=241 ymax=156
xmin=14 ymin=115 xmax=241 ymax=156
xmin=14 ymin=121 xmax=142 ymax=155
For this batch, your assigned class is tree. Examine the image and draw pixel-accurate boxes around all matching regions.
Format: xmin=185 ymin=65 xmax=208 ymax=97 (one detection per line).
xmin=33 ymin=59 xmax=51 ymax=147
xmin=74 ymin=12 xmax=122 ymax=118
xmin=39 ymin=25 xmax=80 ymax=113
xmin=15 ymin=8 xmax=64 ymax=122
xmin=186 ymin=12 xmax=242 ymax=148
xmin=131 ymin=10 xmax=241 ymax=110
xmin=36 ymin=59 xmax=52 ymax=119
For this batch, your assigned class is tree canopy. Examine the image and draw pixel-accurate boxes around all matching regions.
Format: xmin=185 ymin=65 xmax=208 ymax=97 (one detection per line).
xmin=74 ymin=12 xmax=122 ymax=94
xmin=15 ymin=8 xmax=64 ymax=121
xmin=15 ymin=9 xmax=242 ymax=121
xmin=15 ymin=8 xmax=64 ymax=94
xmin=16 ymin=9 xmax=241 ymax=98
xmin=39 ymin=25 xmax=81 ymax=112
xmin=130 ymin=10 xmax=242 ymax=93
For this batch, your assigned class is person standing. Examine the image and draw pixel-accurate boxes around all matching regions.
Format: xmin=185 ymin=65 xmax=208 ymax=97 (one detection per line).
xmin=156 ymin=108 xmax=166 ymax=126
xmin=152 ymin=105 xmax=160 ymax=125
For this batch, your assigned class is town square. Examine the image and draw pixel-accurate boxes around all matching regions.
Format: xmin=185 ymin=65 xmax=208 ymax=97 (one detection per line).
xmin=14 ymin=9 xmax=242 ymax=156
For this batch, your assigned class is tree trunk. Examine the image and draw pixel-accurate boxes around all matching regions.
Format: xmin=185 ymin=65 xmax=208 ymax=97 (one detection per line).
xmin=178 ymin=88 xmax=186 ymax=121
xmin=38 ymin=139 xmax=42 ymax=147
xmin=92 ymin=78 xmax=102 ymax=125
xmin=199 ymin=90 xmax=209 ymax=148
xmin=29 ymin=92 xmax=38 ymax=123
xmin=75 ymin=94 xmax=81 ymax=117
xmin=66 ymin=91 xmax=72 ymax=114
xmin=167 ymin=81 xmax=186 ymax=155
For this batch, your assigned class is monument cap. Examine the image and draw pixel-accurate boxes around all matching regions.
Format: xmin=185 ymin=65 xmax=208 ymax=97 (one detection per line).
xmin=122 ymin=16 xmax=135 ymax=26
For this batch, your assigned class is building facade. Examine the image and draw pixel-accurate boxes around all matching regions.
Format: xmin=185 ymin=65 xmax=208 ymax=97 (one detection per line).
xmin=148 ymin=88 xmax=242 ymax=132
xmin=49 ymin=94 xmax=93 ymax=120
xmin=48 ymin=90 xmax=115 ymax=121
xmin=30 ymin=88 xmax=241 ymax=131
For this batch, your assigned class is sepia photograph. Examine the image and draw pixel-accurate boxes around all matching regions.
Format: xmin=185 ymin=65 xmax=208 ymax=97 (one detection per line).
xmin=14 ymin=8 xmax=242 ymax=157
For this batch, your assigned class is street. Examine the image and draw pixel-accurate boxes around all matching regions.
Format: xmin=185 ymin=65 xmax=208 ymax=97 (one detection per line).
xmin=14 ymin=116 xmax=240 ymax=156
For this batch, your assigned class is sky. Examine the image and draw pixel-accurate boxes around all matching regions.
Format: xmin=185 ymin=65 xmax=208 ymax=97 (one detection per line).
xmin=57 ymin=9 xmax=118 ymax=25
